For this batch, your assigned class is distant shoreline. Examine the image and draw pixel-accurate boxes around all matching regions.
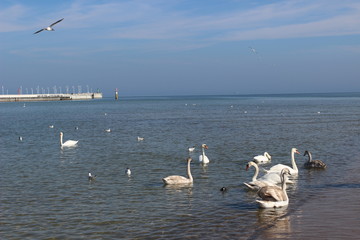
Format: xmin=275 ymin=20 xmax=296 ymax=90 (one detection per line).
xmin=0 ymin=92 xmax=102 ymax=102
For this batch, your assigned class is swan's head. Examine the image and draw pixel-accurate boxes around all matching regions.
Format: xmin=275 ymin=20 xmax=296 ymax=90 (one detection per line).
xmin=246 ymin=161 xmax=256 ymax=171
xmin=281 ymin=168 xmax=291 ymax=176
xmin=292 ymin=148 xmax=300 ymax=154
xmin=265 ymin=152 xmax=271 ymax=160
xmin=60 ymin=132 xmax=63 ymax=136
xmin=186 ymin=157 xmax=193 ymax=162
xmin=201 ymin=144 xmax=208 ymax=149
xmin=303 ymin=150 xmax=310 ymax=156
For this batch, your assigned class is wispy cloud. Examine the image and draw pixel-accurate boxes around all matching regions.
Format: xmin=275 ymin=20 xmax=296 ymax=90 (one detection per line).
xmin=2 ymin=0 xmax=360 ymax=44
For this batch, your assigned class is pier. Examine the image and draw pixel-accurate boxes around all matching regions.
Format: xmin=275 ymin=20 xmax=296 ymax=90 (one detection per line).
xmin=0 ymin=93 xmax=102 ymax=102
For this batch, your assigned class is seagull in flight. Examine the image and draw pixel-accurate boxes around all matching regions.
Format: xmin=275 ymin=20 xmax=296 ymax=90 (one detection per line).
xmin=249 ymin=46 xmax=258 ymax=54
xmin=34 ymin=18 xmax=64 ymax=34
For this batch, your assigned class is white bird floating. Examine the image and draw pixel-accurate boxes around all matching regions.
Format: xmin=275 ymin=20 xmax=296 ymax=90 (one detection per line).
xmin=88 ymin=172 xmax=96 ymax=181
xmin=188 ymin=146 xmax=195 ymax=152
xmin=59 ymin=132 xmax=78 ymax=148
xmin=49 ymin=125 xmax=54 ymax=128
xmin=199 ymin=144 xmax=209 ymax=164
xmin=265 ymin=148 xmax=300 ymax=175
xmin=256 ymin=168 xmax=291 ymax=208
xmin=137 ymin=136 xmax=144 ymax=141
xmin=125 ymin=168 xmax=131 ymax=177
xmin=105 ymin=128 xmax=111 ymax=133
xmin=162 ymin=157 xmax=193 ymax=185
xmin=253 ymin=152 xmax=272 ymax=164
xmin=19 ymin=136 xmax=23 ymax=141
xmin=34 ymin=18 xmax=64 ymax=34
xmin=244 ymin=161 xmax=277 ymax=190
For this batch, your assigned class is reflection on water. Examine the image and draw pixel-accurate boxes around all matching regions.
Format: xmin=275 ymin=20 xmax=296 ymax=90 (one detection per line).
xmin=255 ymin=207 xmax=292 ymax=239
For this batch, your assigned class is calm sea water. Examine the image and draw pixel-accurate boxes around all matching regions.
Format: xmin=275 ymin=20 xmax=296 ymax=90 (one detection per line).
xmin=1 ymin=94 xmax=360 ymax=239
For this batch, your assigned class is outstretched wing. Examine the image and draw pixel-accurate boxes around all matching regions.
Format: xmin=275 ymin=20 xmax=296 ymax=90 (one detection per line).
xmin=34 ymin=29 xmax=44 ymax=34
xmin=50 ymin=18 xmax=64 ymax=27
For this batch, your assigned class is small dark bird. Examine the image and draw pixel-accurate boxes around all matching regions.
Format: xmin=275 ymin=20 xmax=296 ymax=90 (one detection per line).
xmin=34 ymin=18 xmax=64 ymax=34
xmin=220 ymin=187 xmax=227 ymax=192
xmin=303 ymin=151 xmax=327 ymax=169
xmin=88 ymin=172 xmax=96 ymax=181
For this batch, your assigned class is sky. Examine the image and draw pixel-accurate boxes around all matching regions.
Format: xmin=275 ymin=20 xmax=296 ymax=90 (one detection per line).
xmin=1 ymin=0 xmax=360 ymax=97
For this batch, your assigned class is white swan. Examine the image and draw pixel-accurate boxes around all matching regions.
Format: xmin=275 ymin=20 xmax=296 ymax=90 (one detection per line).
xmin=105 ymin=128 xmax=111 ymax=132
xmin=256 ymin=168 xmax=291 ymax=208
xmin=265 ymin=148 xmax=300 ymax=175
xmin=304 ymin=151 xmax=326 ymax=169
xmin=244 ymin=161 xmax=277 ymax=190
xmin=163 ymin=157 xmax=193 ymax=185
xmin=253 ymin=152 xmax=271 ymax=163
xmin=60 ymin=132 xmax=78 ymax=148
xmin=137 ymin=136 xmax=144 ymax=141
xmin=188 ymin=146 xmax=195 ymax=152
xmin=199 ymin=144 xmax=209 ymax=164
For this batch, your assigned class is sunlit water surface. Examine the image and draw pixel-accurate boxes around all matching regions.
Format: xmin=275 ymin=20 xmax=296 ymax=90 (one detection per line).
xmin=1 ymin=94 xmax=360 ymax=239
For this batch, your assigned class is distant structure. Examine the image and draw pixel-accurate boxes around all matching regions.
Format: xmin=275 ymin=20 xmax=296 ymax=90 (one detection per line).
xmin=115 ymin=88 xmax=119 ymax=100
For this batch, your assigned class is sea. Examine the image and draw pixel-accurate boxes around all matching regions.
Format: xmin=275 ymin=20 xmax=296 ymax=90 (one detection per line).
xmin=1 ymin=93 xmax=360 ymax=239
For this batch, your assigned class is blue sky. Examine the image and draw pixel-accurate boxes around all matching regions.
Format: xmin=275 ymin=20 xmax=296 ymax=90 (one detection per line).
xmin=1 ymin=0 xmax=360 ymax=97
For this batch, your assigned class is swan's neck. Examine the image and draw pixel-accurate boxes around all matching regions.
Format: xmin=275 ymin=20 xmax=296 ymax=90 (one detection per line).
xmin=281 ymin=173 xmax=289 ymax=200
xmin=187 ymin=160 xmax=193 ymax=182
xmin=60 ymin=134 xmax=63 ymax=146
xmin=291 ymin=150 xmax=298 ymax=171
xmin=202 ymin=147 xmax=206 ymax=157
xmin=307 ymin=152 xmax=313 ymax=163
xmin=252 ymin=164 xmax=259 ymax=182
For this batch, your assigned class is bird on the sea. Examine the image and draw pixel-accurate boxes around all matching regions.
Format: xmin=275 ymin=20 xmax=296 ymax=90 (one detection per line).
xmin=162 ymin=157 xmax=193 ymax=185
xmin=303 ymin=151 xmax=326 ymax=169
xmin=188 ymin=146 xmax=195 ymax=152
xmin=59 ymin=132 xmax=78 ymax=148
xmin=137 ymin=136 xmax=144 ymax=141
xmin=88 ymin=172 xmax=96 ymax=181
xmin=125 ymin=167 xmax=131 ymax=177
xmin=34 ymin=18 xmax=64 ymax=34
xmin=105 ymin=128 xmax=111 ymax=133
xmin=220 ymin=187 xmax=227 ymax=192
xmin=199 ymin=144 xmax=209 ymax=164
xmin=49 ymin=125 xmax=54 ymax=128
xmin=19 ymin=136 xmax=23 ymax=141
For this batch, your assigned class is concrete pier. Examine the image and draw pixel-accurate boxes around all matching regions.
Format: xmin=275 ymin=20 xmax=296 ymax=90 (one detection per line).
xmin=0 ymin=93 xmax=102 ymax=102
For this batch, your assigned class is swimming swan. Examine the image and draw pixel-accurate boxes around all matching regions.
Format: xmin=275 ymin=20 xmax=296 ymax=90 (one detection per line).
xmin=303 ymin=151 xmax=326 ymax=169
xmin=256 ymin=168 xmax=291 ymax=208
xmin=60 ymin=132 xmax=78 ymax=148
xmin=266 ymin=148 xmax=300 ymax=175
xmin=244 ymin=161 xmax=277 ymax=190
xmin=199 ymin=144 xmax=209 ymax=164
xmin=163 ymin=157 xmax=193 ymax=185
xmin=253 ymin=152 xmax=271 ymax=164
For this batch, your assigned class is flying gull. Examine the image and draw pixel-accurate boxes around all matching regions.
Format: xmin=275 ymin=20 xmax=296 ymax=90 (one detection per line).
xmin=34 ymin=18 xmax=64 ymax=34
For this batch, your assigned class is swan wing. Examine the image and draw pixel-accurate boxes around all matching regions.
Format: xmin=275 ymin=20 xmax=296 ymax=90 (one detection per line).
xmin=162 ymin=175 xmax=191 ymax=185
xmin=199 ymin=155 xmax=209 ymax=163
xmin=62 ymin=140 xmax=78 ymax=147
xmin=253 ymin=155 xmax=267 ymax=163
xmin=258 ymin=186 xmax=286 ymax=201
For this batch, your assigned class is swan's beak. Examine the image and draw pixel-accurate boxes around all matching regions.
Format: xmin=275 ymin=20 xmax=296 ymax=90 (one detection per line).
xmin=245 ymin=164 xmax=249 ymax=171
xmin=295 ymin=150 xmax=300 ymax=154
